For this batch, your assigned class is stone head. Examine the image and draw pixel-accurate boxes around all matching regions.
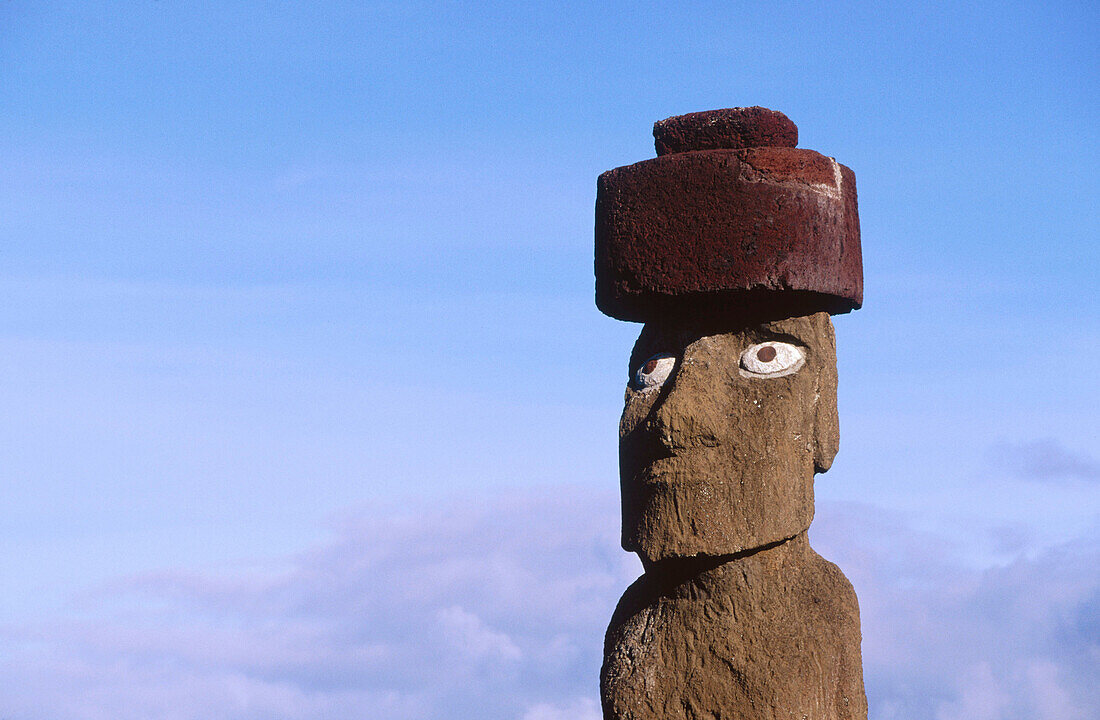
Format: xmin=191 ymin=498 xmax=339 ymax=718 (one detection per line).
xmin=593 ymin=107 xmax=862 ymax=566
xmin=619 ymin=310 xmax=839 ymax=565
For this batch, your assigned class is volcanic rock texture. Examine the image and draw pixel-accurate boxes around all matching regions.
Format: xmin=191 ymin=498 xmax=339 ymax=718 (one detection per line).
xmin=597 ymin=108 xmax=868 ymax=720
xmin=602 ymin=534 xmax=867 ymax=720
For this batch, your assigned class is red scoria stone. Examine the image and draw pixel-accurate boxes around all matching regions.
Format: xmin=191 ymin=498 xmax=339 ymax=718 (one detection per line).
xmin=653 ymin=107 xmax=798 ymax=156
xmin=594 ymin=145 xmax=863 ymax=322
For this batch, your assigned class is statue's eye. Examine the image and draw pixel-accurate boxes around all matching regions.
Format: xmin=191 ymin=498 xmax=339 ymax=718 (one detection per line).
xmin=632 ymin=353 xmax=676 ymax=390
xmin=739 ymin=342 xmax=805 ymax=378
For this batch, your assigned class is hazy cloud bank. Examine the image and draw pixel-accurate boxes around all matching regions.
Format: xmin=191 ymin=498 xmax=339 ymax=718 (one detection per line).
xmin=990 ymin=439 xmax=1100 ymax=484
xmin=2 ymin=489 xmax=1097 ymax=720
xmin=813 ymin=504 xmax=1100 ymax=720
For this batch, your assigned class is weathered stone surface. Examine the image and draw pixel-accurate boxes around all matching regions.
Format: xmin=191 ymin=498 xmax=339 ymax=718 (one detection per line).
xmin=653 ymin=107 xmax=798 ymax=156
xmin=595 ymin=147 xmax=862 ymax=322
xmin=602 ymin=533 xmax=867 ymax=720
xmin=619 ymin=312 xmax=838 ymax=564
xmin=595 ymin=108 xmax=867 ymax=720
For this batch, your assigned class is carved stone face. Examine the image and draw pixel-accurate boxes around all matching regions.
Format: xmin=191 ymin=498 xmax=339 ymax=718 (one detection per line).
xmin=619 ymin=311 xmax=839 ymax=565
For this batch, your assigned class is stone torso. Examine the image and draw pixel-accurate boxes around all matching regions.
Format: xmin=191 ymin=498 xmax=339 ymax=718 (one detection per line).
xmin=602 ymin=534 xmax=866 ymax=720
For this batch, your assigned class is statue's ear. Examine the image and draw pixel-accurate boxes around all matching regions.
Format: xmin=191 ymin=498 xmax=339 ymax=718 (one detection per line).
xmin=811 ymin=315 xmax=840 ymax=473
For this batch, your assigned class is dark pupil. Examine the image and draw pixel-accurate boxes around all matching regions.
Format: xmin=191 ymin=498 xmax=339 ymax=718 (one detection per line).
xmin=756 ymin=346 xmax=777 ymax=362
xmin=642 ymin=358 xmax=660 ymax=374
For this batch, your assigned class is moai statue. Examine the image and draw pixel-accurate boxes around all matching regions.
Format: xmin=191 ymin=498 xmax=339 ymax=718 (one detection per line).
xmin=595 ymin=108 xmax=868 ymax=719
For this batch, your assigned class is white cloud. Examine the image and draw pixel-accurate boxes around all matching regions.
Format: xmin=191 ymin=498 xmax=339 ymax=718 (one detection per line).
xmin=934 ymin=663 xmax=1011 ymax=720
xmin=522 ymin=697 xmax=601 ymax=720
xmin=0 ymin=487 xmax=632 ymax=720
xmin=813 ymin=502 xmax=1100 ymax=720
xmin=436 ymin=605 xmax=523 ymax=662
xmin=1 ymin=490 xmax=1097 ymax=720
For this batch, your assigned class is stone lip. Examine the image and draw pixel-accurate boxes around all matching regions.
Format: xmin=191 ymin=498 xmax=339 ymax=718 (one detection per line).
xmin=595 ymin=146 xmax=863 ymax=322
xmin=653 ymin=107 xmax=798 ymax=156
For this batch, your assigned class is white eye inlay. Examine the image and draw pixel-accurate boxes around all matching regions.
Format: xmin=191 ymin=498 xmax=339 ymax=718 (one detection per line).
xmin=739 ymin=342 xmax=805 ymax=378
xmin=632 ymin=353 xmax=676 ymax=391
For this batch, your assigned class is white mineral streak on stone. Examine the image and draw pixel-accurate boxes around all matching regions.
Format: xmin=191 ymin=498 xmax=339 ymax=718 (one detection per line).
xmin=806 ymin=157 xmax=845 ymax=200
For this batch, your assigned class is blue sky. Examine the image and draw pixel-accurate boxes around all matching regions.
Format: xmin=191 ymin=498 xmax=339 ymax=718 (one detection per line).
xmin=1 ymin=2 xmax=1097 ymax=718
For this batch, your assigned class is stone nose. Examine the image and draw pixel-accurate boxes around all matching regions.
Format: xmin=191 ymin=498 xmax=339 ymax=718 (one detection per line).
xmin=644 ymin=364 xmax=722 ymax=451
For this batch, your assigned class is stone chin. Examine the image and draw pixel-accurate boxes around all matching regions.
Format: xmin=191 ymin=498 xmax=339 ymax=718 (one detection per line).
xmin=618 ymin=312 xmax=839 ymax=565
